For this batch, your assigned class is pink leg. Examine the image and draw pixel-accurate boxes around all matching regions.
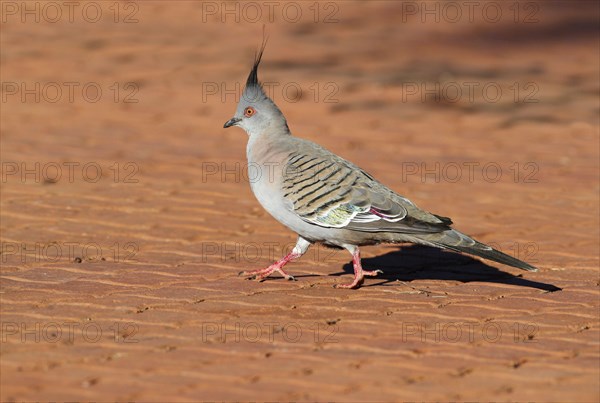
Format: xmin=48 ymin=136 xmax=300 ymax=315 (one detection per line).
xmin=239 ymin=237 xmax=311 ymax=282
xmin=335 ymin=247 xmax=383 ymax=289
xmin=239 ymin=250 xmax=299 ymax=281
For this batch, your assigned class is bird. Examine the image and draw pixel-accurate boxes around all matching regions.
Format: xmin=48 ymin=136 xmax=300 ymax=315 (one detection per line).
xmin=223 ymin=40 xmax=538 ymax=289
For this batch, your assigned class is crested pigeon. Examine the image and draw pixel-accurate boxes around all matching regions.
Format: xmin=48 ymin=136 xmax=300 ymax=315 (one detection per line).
xmin=223 ymin=42 xmax=538 ymax=289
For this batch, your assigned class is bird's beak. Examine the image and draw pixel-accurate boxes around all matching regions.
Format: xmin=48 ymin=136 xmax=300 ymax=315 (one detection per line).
xmin=223 ymin=117 xmax=241 ymax=128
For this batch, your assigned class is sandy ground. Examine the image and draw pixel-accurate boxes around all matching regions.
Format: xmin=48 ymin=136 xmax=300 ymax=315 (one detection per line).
xmin=1 ymin=1 xmax=599 ymax=401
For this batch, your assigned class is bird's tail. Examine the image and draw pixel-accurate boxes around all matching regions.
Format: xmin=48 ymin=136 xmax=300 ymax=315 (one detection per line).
xmin=412 ymin=229 xmax=538 ymax=272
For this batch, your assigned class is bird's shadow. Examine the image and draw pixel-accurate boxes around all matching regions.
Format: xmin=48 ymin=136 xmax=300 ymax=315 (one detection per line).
xmin=332 ymin=244 xmax=561 ymax=292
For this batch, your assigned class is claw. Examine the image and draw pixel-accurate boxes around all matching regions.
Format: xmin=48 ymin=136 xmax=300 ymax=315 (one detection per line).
xmin=363 ymin=269 xmax=383 ymax=276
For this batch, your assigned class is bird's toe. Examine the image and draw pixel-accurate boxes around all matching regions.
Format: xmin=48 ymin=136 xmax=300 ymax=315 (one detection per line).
xmin=363 ymin=269 xmax=383 ymax=277
xmin=334 ymin=278 xmax=364 ymax=289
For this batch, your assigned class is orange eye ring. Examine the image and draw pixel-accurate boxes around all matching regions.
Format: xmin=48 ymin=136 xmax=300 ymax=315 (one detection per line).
xmin=244 ymin=107 xmax=255 ymax=117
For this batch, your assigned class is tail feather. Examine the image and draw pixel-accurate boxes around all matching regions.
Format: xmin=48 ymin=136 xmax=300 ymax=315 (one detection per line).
xmin=415 ymin=230 xmax=538 ymax=272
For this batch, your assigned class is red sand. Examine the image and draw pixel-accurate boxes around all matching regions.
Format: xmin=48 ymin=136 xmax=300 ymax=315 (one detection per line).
xmin=1 ymin=1 xmax=599 ymax=401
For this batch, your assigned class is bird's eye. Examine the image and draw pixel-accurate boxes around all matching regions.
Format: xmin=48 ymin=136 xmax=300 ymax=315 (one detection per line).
xmin=244 ymin=107 xmax=255 ymax=117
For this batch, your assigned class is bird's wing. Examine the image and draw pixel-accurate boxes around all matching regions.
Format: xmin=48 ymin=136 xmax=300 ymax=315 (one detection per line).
xmin=282 ymin=150 xmax=451 ymax=234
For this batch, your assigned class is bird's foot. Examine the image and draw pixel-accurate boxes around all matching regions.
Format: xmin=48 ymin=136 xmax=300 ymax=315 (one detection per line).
xmin=334 ymin=247 xmax=382 ymax=289
xmin=239 ymin=264 xmax=296 ymax=282
xmin=238 ymin=243 xmax=310 ymax=283
xmin=334 ymin=269 xmax=382 ymax=289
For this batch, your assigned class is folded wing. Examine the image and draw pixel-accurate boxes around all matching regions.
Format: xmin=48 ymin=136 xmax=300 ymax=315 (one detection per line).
xmin=282 ymin=151 xmax=451 ymax=234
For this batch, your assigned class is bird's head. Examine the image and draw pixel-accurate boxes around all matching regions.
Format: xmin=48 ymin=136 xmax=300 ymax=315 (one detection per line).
xmin=223 ymin=38 xmax=289 ymax=137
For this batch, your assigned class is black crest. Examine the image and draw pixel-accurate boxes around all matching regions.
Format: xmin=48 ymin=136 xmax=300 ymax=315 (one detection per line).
xmin=246 ymin=29 xmax=269 ymax=89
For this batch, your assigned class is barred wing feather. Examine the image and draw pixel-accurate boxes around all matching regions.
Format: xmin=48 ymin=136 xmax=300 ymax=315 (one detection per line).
xmin=282 ymin=151 xmax=450 ymax=234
